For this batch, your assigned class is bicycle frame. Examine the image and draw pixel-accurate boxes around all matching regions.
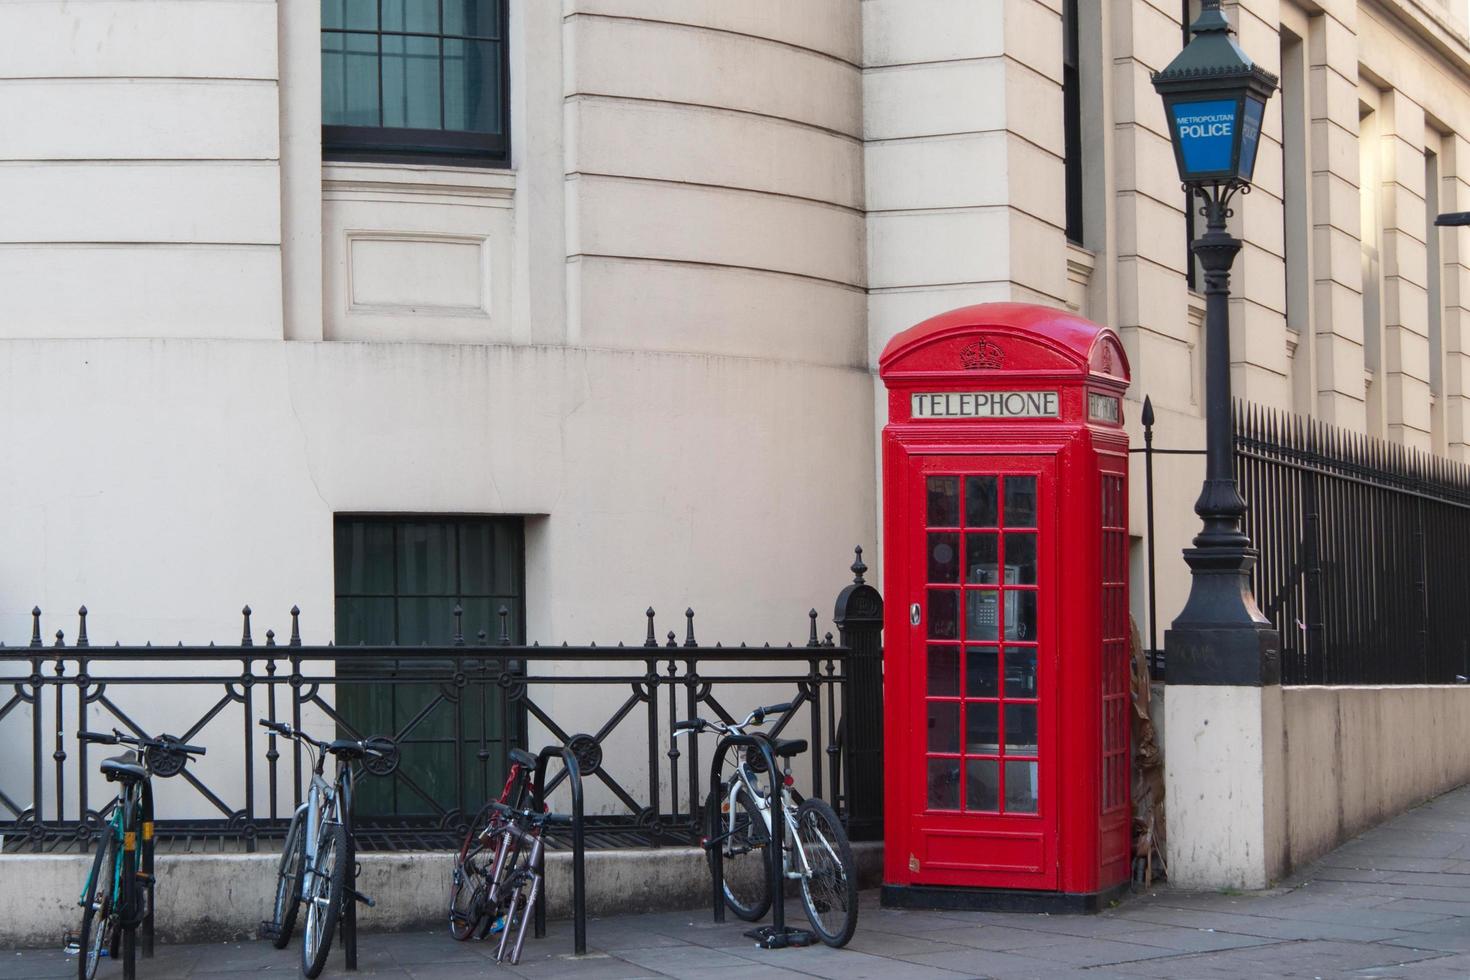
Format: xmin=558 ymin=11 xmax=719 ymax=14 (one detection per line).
xmin=297 ymin=745 xmax=345 ymax=907
xmin=723 ymin=758 xmax=818 ymax=884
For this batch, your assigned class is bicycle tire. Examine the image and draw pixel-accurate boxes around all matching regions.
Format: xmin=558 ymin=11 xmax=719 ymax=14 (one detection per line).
xmin=705 ymin=784 xmax=771 ymax=922
xmin=794 ymin=798 xmax=858 ymax=948
xmin=301 ymin=821 xmax=347 ymax=979
xmin=449 ymin=827 xmax=489 ymax=941
xmin=77 ymin=830 xmax=118 ymax=980
xmin=269 ymin=807 xmax=308 ymax=949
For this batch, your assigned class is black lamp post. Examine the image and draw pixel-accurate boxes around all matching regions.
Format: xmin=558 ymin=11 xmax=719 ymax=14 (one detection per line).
xmin=1152 ymin=0 xmax=1281 ymax=685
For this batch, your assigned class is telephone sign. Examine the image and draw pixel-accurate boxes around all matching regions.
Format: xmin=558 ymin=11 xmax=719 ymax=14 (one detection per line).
xmin=878 ymin=303 xmax=1132 ymax=912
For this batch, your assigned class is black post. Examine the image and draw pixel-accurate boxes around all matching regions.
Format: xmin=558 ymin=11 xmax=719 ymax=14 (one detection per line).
xmin=1301 ymin=421 xmax=1324 ymax=683
xmin=833 ymin=546 xmax=883 ymax=841
xmin=1165 ymin=186 xmax=1281 ymax=685
xmin=1142 ymin=397 xmax=1158 ymax=665
xmin=342 ymin=771 xmax=358 ymax=972
xmin=141 ymin=778 xmax=155 ymax=960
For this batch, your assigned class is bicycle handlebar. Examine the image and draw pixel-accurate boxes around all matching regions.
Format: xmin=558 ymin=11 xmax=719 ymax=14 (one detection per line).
xmin=673 ymin=701 xmax=796 ymax=738
xmin=257 ymin=718 xmax=329 ymax=751
xmin=79 ymin=729 xmax=206 ymax=756
xmin=487 ymin=799 xmax=555 ymax=824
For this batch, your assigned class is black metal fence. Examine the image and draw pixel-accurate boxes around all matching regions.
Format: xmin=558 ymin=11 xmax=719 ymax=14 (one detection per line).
xmin=0 ymin=551 xmax=884 ymax=853
xmin=1235 ymin=405 xmax=1470 ymax=685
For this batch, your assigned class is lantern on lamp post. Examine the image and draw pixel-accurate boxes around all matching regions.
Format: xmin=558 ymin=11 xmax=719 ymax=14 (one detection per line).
xmin=1151 ymin=0 xmax=1281 ymax=685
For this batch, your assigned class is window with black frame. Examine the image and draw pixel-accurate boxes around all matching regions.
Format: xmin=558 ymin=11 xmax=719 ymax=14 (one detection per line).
xmin=322 ymin=0 xmax=509 ymax=164
xmin=1061 ymin=0 xmax=1083 ymax=245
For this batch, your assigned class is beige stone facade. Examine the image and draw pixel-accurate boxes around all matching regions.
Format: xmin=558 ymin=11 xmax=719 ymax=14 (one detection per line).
xmin=7 ymin=0 xmax=1470 ymax=856
xmin=865 ymin=0 xmax=1470 ymax=636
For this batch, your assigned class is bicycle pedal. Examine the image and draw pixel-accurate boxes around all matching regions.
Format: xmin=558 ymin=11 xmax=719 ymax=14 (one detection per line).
xmin=350 ymin=888 xmax=376 ymax=908
xmin=259 ymin=921 xmax=281 ymax=940
xmin=63 ymin=936 xmax=80 ymax=955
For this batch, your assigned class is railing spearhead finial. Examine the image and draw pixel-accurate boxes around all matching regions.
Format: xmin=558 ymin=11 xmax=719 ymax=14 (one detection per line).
xmin=452 ymin=603 xmax=464 ymax=647
xmin=644 ymin=607 xmax=657 ymax=647
xmin=1142 ymin=394 xmax=1155 ymax=429
xmin=76 ymin=606 xmax=89 ymax=648
xmin=30 ymin=607 xmax=42 ymax=648
xmin=684 ymin=608 xmax=697 ymax=648
xmin=241 ymin=605 xmax=253 ymax=647
xmin=851 ymin=545 xmax=867 ymax=585
xmin=498 ymin=605 xmax=511 ymax=645
xmin=808 ymin=609 xmax=820 ymax=647
xmin=289 ymin=606 xmax=302 ymax=647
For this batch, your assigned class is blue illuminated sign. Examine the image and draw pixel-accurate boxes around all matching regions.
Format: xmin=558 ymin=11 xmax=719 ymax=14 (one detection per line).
xmin=1238 ymin=97 xmax=1264 ymax=179
xmin=1172 ymin=98 xmax=1236 ymax=175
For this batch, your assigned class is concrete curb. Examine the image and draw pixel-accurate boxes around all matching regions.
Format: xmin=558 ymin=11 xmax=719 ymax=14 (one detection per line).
xmin=1 ymin=842 xmax=882 ymax=948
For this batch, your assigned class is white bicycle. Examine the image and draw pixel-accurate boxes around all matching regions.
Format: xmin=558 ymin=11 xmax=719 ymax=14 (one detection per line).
xmin=674 ymin=702 xmax=858 ymax=947
xmin=258 ymin=719 xmax=395 ymax=978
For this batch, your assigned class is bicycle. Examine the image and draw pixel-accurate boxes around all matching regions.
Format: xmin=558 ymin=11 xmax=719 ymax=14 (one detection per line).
xmin=447 ymin=747 xmax=540 ymax=942
xmin=257 ymin=719 xmax=396 ymax=979
xmin=675 ymin=702 xmax=859 ymax=948
xmin=70 ymin=728 xmax=206 ymax=980
xmin=479 ymin=796 xmax=556 ymax=965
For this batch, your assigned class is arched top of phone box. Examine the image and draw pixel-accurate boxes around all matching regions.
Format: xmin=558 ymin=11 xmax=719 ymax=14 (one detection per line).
xmin=879 ymin=303 xmax=1130 ymax=389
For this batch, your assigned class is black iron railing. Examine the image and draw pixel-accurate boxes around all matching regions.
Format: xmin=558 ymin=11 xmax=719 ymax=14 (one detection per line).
xmin=1235 ymin=405 xmax=1470 ymax=685
xmin=1 ymin=553 xmax=883 ymax=852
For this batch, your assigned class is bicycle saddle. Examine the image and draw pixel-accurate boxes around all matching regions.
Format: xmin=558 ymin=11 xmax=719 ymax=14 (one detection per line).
xmin=100 ymin=754 xmax=148 ymax=783
xmin=327 ymin=738 xmax=369 ymax=759
xmin=508 ymin=748 xmax=538 ymax=769
xmin=771 ymin=738 xmax=808 ymax=758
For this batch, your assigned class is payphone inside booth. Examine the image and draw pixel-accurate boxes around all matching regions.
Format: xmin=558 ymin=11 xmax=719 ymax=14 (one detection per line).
xmin=878 ymin=303 xmax=1132 ymax=911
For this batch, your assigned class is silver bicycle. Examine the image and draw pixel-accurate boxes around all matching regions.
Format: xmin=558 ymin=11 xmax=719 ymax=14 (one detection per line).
xmin=674 ymin=702 xmax=858 ymax=947
xmin=258 ymin=719 xmax=395 ymax=978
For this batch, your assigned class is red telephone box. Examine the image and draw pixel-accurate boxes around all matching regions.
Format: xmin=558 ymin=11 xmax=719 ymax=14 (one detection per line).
xmin=878 ymin=303 xmax=1132 ymax=911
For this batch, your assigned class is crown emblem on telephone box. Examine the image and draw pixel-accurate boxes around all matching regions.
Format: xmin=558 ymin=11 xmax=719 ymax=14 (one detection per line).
xmin=959 ymin=338 xmax=1005 ymax=370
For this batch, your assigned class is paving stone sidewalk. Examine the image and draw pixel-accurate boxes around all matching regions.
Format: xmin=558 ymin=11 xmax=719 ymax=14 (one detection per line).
xmin=12 ymin=785 xmax=1470 ymax=979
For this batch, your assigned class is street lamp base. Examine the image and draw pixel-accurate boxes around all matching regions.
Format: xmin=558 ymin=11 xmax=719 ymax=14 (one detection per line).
xmin=1165 ymin=545 xmax=1280 ymax=686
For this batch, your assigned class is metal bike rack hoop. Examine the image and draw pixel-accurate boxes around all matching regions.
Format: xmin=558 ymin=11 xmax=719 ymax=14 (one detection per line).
xmin=707 ymin=732 xmax=814 ymax=950
xmin=530 ymin=744 xmax=587 ymax=956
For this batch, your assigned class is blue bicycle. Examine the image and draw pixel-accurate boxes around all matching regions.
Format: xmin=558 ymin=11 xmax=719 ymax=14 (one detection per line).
xmin=71 ymin=729 xmax=205 ymax=980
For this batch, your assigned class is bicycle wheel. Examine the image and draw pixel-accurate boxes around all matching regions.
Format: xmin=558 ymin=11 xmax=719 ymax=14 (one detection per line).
xmin=449 ymin=819 xmax=490 ymax=941
xmin=301 ymin=821 xmax=347 ymax=979
xmin=269 ymin=808 xmax=308 ymax=949
xmin=77 ymin=830 xmax=118 ymax=980
xmin=794 ymin=798 xmax=858 ymax=947
xmin=705 ymin=783 xmax=771 ymax=922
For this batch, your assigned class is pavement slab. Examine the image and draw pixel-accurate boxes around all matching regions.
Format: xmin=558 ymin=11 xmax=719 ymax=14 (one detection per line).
xmin=15 ymin=785 xmax=1470 ymax=978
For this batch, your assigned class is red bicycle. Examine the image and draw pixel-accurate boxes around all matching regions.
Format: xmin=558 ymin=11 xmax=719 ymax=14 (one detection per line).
xmin=448 ymin=748 xmax=540 ymax=941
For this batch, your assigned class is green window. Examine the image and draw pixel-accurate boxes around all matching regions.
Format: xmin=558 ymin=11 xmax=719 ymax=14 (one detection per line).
xmin=334 ymin=516 xmax=524 ymax=819
xmin=322 ymin=0 xmax=509 ymax=164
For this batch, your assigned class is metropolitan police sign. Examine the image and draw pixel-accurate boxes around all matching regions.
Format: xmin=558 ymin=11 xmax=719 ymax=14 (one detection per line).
xmin=911 ymin=391 xmax=1059 ymax=420
xmin=1166 ymin=96 xmax=1266 ymax=182
xmin=1172 ymin=99 xmax=1236 ymax=173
